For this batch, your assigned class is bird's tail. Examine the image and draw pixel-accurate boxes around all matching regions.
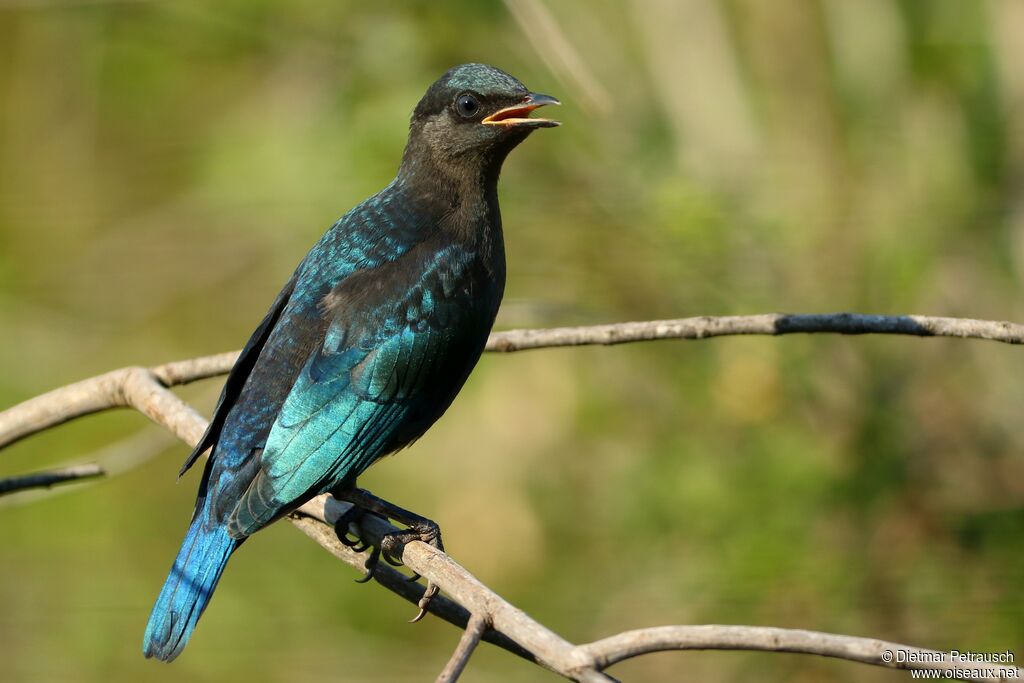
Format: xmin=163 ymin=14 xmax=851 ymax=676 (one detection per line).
xmin=142 ymin=509 xmax=240 ymax=662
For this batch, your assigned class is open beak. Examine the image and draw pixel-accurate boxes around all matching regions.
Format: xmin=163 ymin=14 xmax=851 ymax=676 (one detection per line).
xmin=482 ymin=92 xmax=561 ymax=129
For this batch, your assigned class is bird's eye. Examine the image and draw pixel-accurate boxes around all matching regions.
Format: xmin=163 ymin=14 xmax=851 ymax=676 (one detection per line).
xmin=455 ymin=93 xmax=480 ymax=119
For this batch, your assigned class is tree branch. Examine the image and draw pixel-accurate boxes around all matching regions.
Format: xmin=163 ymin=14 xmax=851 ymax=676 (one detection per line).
xmin=436 ymin=612 xmax=489 ymax=683
xmin=0 ymin=463 xmax=105 ymax=496
xmin=1 ymin=312 xmax=1021 ymax=681
xmin=295 ymin=496 xmax=613 ymax=681
xmin=296 ymin=491 xmax=1021 ymax=682
xmin=0 ymin=365 xmax=208 ymax=450
xmin=3 ymin=313 xmax=1020 ymax=452
xmin=287 ymin=510 xmax=537 ymax=665
xmin=484 ymin=313 xmax=1024 ymax=351
xmin=578 ymin=626 xmax=1016 ymax=678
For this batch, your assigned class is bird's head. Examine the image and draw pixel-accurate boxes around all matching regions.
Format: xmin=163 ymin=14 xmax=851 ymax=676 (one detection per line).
xmin=403 ymin=63 xmax=559 ymax=173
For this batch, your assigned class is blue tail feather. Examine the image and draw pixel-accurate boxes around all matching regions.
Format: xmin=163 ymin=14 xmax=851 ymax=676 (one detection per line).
xmin=143 ymin=511 xmax=238 ymax=662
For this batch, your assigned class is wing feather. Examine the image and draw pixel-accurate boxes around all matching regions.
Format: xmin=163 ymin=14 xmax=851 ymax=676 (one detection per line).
xmin=226 ymin=308 xmax=457 ymax=537
xmin=223 ymin=242 xmax=492 ymax=538
xmin=179 ymin=271 xmax=299 ymax=476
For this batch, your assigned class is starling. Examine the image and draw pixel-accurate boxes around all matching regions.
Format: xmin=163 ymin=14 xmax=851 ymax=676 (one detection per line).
xmin=143 ymin=63 xmax=559 ymax=661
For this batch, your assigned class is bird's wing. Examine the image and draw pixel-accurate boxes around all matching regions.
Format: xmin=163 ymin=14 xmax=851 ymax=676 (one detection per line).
xmin=225 ymin=263 xmax=477 ymax=538
xmin=179 ymin=271 xmax=299 ymax=476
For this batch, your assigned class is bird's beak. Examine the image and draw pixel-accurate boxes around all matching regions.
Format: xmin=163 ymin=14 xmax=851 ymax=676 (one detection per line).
xmin=482 ymin=93 xmax=561 ymax=129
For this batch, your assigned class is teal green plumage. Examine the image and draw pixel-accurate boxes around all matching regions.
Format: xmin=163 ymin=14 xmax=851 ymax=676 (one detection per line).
xmin=143 ymin=64 xmax=558 ymax=662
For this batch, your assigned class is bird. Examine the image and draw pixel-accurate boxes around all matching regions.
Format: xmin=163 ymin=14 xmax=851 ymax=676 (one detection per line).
xmin=142 ymin=63 xmax=559 ymax=662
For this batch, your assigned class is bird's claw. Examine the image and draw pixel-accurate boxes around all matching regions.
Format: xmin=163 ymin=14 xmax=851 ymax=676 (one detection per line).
xmin=334 ymin=505 xmax=365 ymax=545
xmin=410 ymin=583 xmax=439 ymax=623
xmin=354 ymin=545 xmax=381 ymax=583
xmin=329 ymin=488 xmax=444 ymax=621
xmin=333 ymin=505 xmax=383 ymax=581
xmin=377 ymin=520 xmax=444 ymax=621
xmin=380 ymin=534 xmax=407 ymax=567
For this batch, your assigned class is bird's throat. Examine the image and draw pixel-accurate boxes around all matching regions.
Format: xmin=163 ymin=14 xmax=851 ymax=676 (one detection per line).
xmin=399 ymin=147 xmax=503 ymax=239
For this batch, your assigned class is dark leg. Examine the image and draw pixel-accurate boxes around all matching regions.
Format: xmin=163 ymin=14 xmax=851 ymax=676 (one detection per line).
xmin=331 ymin=486 xmax=444 ymax=622
xmin=333 ymin=504 xmax=382 ymax=582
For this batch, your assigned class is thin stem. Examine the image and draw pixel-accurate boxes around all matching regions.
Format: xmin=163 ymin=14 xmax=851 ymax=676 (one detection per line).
xmin=580 ymin=626 xmax=1020 ymax=681
xmin=436 ymin=613 xmax=489 ymax=683
xmin=0 ymin=464 xmax=105 ymax=496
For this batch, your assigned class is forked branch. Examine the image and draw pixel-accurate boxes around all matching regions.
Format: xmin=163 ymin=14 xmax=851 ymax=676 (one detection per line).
xmin=1 ymin=314 xmax=1021 ymax=681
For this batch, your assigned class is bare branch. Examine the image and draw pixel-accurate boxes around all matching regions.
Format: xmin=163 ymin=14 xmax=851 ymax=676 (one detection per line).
xmin=484 ymin=313 xmax=1024 ymax=351
xmin=287 ymin=510 xmax=536 ymax=665
xmin=297 ymin=496 xmax=610 ymax=681
xmin=3 ymin=313 xmax=1021 ymax=453
xmin=436 ymin=613 xmax=489 ymax=683
xmin=0 ymin=431 xmax=175 ymax=510
xmin=0 ymin=463 xmax=105 ymax=496
xmin=2 ymin=312 xmax=1022 ymax=680
xmin=580 ymin=626 xmax=1021 ymax=681
xmin=0 ymin=366 xmax=207 ymax=450
xmin=150 ymin=351 xmax=240 ymax=387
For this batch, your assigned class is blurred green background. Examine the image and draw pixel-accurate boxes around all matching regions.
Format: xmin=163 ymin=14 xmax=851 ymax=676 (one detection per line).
xmin=2 ymin=1 xmax=1022 ymax=681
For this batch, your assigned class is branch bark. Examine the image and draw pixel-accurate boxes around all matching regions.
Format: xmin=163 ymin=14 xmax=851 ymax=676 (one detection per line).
xmin=484 ymin=313 xmax=1024 ymax=351
xmin=436 ymin=613 xmax=489 ymax=683
xmin=0 ymin=365 xmax=208 ymax=450
xmin=0 ymin=463 xmax=105 ymax=496
xmin=1 ymin=313 xmax=1021 ymax=681
xmin=3 ymin=313 xmax=1021 ymax=452
xmin=578 ymin=626 xmax=1014 ymax=677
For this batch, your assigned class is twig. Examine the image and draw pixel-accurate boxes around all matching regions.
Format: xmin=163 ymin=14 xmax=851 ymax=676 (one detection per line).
xmin=0 ymin=365 xmax=207 ymax=450
xmin=0 ymin=463 xmax=105 ymax=496
xmin=579 ymin=626 xmax=1021 ymax=680
xmin=436 ymin=613 xmax=490 ymax=683
xmin=0 ymin=430 xmax=179 ymax=510
xmin=296 ymin=496 xmax=611 ymax=681
xmin=287 ymin=509 xmax=536 ymax=665
xmin=484 ymin=313 xmax=1024 ymax=351
xmin=2 ymin=312 xmax=1022 ymax=681
xmin=2 ymin=313 xmax=1020 ymax=452
xmin=297 ymin=494 xmax=1022 ymax=682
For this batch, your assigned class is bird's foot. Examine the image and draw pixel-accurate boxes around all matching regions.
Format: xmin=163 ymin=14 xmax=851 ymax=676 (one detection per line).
xmin=331 ymin=486 xmax=445 ymax=622
xmin=380 ymin=520 xmax=443 ymax=622
xmin=333 ymin=504 xmax=384 ymax=583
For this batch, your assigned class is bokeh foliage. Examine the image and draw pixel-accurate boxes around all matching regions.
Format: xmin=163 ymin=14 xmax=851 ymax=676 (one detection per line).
xmin=1 ymin=1 xmax=1022 ymax=681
